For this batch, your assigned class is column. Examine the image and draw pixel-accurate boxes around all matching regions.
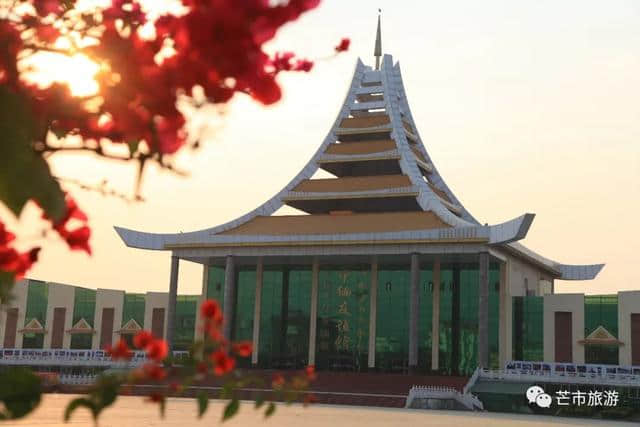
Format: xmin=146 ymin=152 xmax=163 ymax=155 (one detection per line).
xmin=498 ymin=261 xmax=512 ymax=367
xmin=308 ymin=257 xmax=319 ymax=366
xmin=409 ymin=253 xmax=420 ymax=372
xmin=368 ymin=256 xmax=378 ymax=369
xmin=166 ymin=255 xmax=180 ymax=350
xmin=431 ymin=258 xmax=441 ymax=371
xmin=251 ymin=258 xmax=263 ymax=366
xmin=222 ymin=255 xmax=236 ymax=341
xmin=478 ymin=252 xmax=490 ymax=368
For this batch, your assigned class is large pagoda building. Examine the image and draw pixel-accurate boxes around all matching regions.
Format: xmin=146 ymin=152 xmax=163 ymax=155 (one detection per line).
xmin=115 ymin=19 xmax=603 ymax=376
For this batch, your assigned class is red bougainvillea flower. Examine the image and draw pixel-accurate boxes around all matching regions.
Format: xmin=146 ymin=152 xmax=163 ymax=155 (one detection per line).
xmin=106 ymin=339 xmax=132 ymax=361
xmin=335 ymin=38 xmax=351 ymax=52
xmin=0 ymin=222 xmax=41 ymax=279
xmin=200 ymin=299 xmax=223 ymax=325
xmin=232 ymin=341 xmax=253 ymax=357
xmin=294 ymin=59 xmax=314 ymax=72
xmin=210 ymin=350 xmax=235 ymax=376
xmin=305 ymin=365 xmax=317 ymax=381
xmin=169 ymin=381 xmax=181 ymax=393
xmin=40 ymin=194 xmax=92 ymax=255
xmin=272 ymin=373 xmax=285 ymax=389
xmin=133 ymin=330 xmax=154 ymax=349
xmin=143 ymin=363 xmax=167 ymax=381
xmin=146 ymin=339 xmax=169 ymax=362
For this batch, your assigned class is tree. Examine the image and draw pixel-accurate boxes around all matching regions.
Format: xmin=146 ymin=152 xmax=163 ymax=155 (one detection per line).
xmin=0 ymin=0 xmax=348 ymax=421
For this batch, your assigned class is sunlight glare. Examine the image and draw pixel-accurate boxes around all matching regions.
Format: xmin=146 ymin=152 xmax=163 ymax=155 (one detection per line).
xmin=21 ymin=51 xmax=101 ymax=97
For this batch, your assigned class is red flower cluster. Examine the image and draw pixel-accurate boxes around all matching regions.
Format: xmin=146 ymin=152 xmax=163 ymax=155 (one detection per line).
xmin=200 ymin=298 xmax=226 ymax=344
xmin=210 ymin=349 xmax=235 ymax=376
xmin=106 ymin=339 xmax=133 ymax=361
xmin=231 ymin=341 xmax=252 ymax=358
xmin=0 ymin=222 xmax=40 ymax=280
xmin=0 ymin=1 xmax=349 ymax=158
xmin=42 ymin=195 xmax=92 ymax=255
xmin=132 ymin=330 xmax=168 ymax=362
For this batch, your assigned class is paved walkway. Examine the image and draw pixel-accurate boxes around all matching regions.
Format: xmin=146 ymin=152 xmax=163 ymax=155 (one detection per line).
xmin=2 ymin=394 xmax=631 ymax=427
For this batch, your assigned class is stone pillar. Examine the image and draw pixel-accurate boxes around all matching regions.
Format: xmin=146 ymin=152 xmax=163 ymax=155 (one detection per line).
xmin=251 ymin=258 xmax=263 ymax=366
xmin=431 ymin=258 xmax=441 ymax=371
xmin=409 ymin=253 xmax=420 ymax=372
xmin=478 ymin=252 xmax=490 ymax=368
xmin=222 ymin=255 xmax=236 ymax=341
xmin=498 ymin=261 xmax=512 ymax=367
xmin=308 ymin=257 xmax=319 ymax=366
xmin=368 ymin=256 xmax=378 ymax=369
xmin=166 ymin=255 xmax=180 ymax=350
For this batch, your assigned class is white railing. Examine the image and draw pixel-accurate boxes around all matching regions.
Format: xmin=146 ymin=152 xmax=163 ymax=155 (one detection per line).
xmin=0 ymin=349 xmax=189 ymax=367
xmin=463 ymin=367 xmax=481 ymax=395
xmin=479 ymin=368 xmax=640 ymax=387
xmin=405 ymin=385 xmax=484 ymax=411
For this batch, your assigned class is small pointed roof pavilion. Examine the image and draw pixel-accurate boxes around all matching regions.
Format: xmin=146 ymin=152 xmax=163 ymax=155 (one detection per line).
xmin=115 ymin=18 xmax=603 ymax=364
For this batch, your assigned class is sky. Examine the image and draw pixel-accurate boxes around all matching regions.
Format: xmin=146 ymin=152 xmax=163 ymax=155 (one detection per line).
xmin=6 ymin=0 xmax=640 ymax=296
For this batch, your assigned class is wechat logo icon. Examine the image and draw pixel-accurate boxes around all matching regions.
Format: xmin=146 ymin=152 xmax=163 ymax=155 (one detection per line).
xmin=526 ymin=385 xmax=552 ymax=408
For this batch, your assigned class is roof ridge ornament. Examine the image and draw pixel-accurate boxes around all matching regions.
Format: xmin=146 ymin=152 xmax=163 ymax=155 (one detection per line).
xmin=374 ymin=9 xmax=382 ymax=70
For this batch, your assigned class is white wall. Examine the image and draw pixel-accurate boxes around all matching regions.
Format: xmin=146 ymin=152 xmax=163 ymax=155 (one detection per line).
xmin=92 ymin=289 xmax=124 ymax=349
xmin=618 ymin=291 xmax=640 ymax=366
xmin=43 ymin=283 xmax=75 ymax=349
xmin=543 ymin=293 xmax=585 ymax=364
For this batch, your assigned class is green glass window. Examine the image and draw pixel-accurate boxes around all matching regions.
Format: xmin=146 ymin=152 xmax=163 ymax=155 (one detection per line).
xmin=512 ymin=296 xmax=544 ymax=362
xmin=70 ymin=287 xmax=96 ymax=349
xmin=23 ymin=280 xmax=48 ymax=348
xmin=207 ymin=266 xmax=225 ymax=307
xmin=24 ymin=280 xmax=48 ymax=326
xmin=488 ymin=264 xmax=501 ymax=369
xmin=258 ymin=266 xmax=310 ymax=369
xmin=584 ymin=295 xmax=619 ymax=365
xmin=438 ymin=266 xmax=453 ymax=374
xmin=234 ymin=268 xmax=256 ymax=342
xmin=316 ymin=266 xmax=370 ymax=372
xmin=258 ymin=269 xmax=283 ymax=369
xmin=22 ymin=333 xmax=44 ymax=349
xmin=418 ymin=268 xmax=433 ymax=372
xmin=376 ymin=266 xmax=410 ymax=373
xmin=122 ymin=293 xmax=145 ymax=327
xmin=174 ymin=295 xmax=198 ymax=351
xmin=458 ymin=263 xmax=479 ymax=376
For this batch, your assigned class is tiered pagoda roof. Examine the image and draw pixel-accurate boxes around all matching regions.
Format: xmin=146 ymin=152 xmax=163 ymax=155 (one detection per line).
xmin=116 ymin=19 xmax=603 ymax=281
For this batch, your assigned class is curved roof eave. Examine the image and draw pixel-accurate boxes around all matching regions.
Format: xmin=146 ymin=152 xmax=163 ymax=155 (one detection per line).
xmin=504 ymin=241 xmax=604 ymax=281
xmin=115 ymin=213 xmax=534 ymax=250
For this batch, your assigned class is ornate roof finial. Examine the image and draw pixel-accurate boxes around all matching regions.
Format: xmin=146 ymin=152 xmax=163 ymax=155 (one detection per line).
xmin=374 ymin=9 xmax=382 ymax=70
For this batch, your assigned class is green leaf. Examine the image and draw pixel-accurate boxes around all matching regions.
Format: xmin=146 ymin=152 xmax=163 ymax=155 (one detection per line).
xmin=222 ymin=399 xmax=239 ymax=422
xmin=0 ymin=87 xmax=65 ymax=221
xmin=64 ymin=398 xmax=96 ymax=422
xmin=219 ymin=381 xmax=234 ymax=399
xmin=0 ymin=368 xmax=42 ymax=420
xmin=196 ymin=391 xmax=209 ymax=418
xmin=264 ymin=402 xmax=276 ymax=418
xmin=254 ymin=395 xmax=265 ymax=409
